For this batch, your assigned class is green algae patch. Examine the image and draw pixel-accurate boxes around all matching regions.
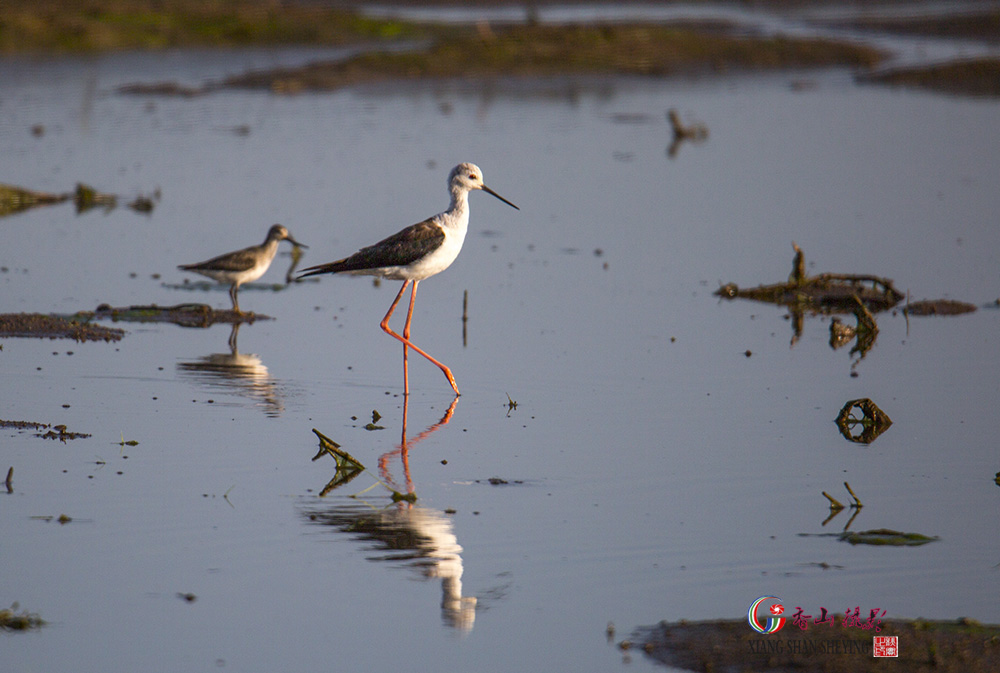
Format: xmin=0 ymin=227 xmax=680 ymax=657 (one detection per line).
xmin=0 ymin=0 xmax=421 ymax=54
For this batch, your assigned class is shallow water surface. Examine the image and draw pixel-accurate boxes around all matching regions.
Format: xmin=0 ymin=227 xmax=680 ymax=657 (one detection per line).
xmin=2 ymin=45 xmax=1000 ymax=671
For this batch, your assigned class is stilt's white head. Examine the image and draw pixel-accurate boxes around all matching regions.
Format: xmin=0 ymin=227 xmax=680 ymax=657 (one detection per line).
xmin=449 ymin=163 xmax=519 ymax=210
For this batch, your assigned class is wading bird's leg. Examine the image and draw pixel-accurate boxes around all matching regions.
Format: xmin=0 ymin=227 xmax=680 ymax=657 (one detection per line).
xmin=380 ymin=280 xmax=460 ymax=396
xmin=229 ymin=284 xmax=242 ymax=315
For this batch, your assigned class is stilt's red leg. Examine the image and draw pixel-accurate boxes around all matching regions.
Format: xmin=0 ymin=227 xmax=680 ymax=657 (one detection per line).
xmin=380 ymin=280 xmax=460 ymax=396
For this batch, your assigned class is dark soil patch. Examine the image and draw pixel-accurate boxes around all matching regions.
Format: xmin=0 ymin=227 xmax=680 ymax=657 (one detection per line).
xmin=0 ymin=313 xmax=125 ymax=342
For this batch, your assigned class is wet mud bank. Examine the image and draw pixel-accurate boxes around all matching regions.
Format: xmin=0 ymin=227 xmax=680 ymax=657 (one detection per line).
xmin=623 ymin=617 xmax=1000 ymax=672
xmin=0 ymin=314 xmax=124 ymax=342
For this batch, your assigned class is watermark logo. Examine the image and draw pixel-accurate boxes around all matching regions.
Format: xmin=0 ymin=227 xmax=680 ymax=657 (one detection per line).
xmin=748 ymin=596 xmax=787 ymax=634
xmin=873 ymin=635 xmax=898 ymax=657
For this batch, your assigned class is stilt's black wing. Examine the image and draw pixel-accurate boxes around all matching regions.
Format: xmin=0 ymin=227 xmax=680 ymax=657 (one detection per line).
xmin=299 ymin=219 xmax=444 ymax=278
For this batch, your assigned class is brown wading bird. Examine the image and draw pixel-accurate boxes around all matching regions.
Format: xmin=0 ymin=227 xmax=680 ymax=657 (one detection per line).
xmin=179 ymin=224 xmax=307 ymax=315
xmin=298 ymin=163 xmax=518 ymax=396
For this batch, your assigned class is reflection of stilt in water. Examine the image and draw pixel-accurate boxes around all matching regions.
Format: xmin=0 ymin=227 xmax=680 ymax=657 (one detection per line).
xmin=306 ymin=394 xmax=474 ymax=630
xmin=303 ymin=499 xmax=478 ymax=630
xmin=378 ymin=394 xmax=458 ymax=496
xmin=177 ymin=322 xmax=284 ymax=417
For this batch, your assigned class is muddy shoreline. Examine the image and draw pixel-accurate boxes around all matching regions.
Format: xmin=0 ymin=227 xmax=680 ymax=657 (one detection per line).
xmin=4 ymin=1 xmax=1000 ymax=97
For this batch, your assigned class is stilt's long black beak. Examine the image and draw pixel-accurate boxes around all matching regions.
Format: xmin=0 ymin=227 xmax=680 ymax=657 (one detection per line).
xmin=482 ymin=185 xmax=519 ymax=210
xmin=287 ymin=236 xmax=308 ymax=249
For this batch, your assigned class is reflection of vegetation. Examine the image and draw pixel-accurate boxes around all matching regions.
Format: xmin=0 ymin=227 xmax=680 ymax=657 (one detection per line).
xmin=861 ymin=58 xmax=1000 ymax=98
xmin=835 ymin=398 xmax=893 ymax=444
xmin=666 ymin=108 xmax=709 ymax=159
xmin=0 ymin=182 xmax=155 ymax=218
xmin=83 ymin=303 xmax=272 ymax=327
xmin=0 ymin=183 xmax=66 ymax=217
xmin=905 ymin=299 xmax=978 ymax=316
xmin=73 ymin=183 xmax=117 ymax=214
xmin=837 ymin=528 xmax=939 ymax=547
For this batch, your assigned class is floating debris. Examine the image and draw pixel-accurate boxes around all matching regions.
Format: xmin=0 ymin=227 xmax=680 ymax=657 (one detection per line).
xmin=36 ymin=424 xmax=91 ymax=442
xmin=74 ymin=182 xmax=117 ymax=213
xmin=311 ymin=428 xmax=366 ymax=495
xmin=835 ymin=398 xmax=893 ymax=444
xmin=717 ymin=243 xmax=904 ymax=314
xmin=364 ymin=409 xmax=384 ymax=430
xmin=0 ymin=313 xmax=124 ymax=342
xmin=0 ymin=182 xmax=154 ymax=219
xmin=0 ymin=603 xmax=46 ymax=631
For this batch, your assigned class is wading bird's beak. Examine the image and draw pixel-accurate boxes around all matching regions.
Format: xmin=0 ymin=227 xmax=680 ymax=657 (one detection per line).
xmin=482 ymin=185 xmax=519 ymax=210
xmin=288 ymin=236 xmax=308 ymax=249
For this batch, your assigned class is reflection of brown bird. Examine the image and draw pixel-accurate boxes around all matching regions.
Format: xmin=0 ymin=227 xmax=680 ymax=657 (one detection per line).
xmin=179 ymin=224 xmax=307 ymax=314
xmin=177 ymin=324 xmax=284 ymax=417
xmin=298 ymin=164 xmax=518 ymax=396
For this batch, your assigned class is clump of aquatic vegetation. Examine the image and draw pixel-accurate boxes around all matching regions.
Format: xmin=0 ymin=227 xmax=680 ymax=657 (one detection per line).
xmin=0 ymin=603 xmax=46 ymax=631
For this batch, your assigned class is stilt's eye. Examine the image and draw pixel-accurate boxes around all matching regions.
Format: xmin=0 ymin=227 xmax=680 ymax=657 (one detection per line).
xmin=469 ymin=174 xmax=478 ymax=181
